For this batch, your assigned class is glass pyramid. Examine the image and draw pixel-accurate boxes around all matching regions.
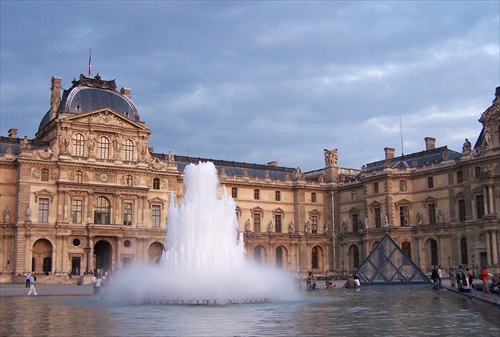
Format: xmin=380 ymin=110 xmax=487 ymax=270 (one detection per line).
xmin=356 ymin=234 xmax=431 ymax=284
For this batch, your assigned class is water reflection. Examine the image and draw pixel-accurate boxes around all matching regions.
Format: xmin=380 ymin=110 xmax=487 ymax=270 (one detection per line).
xmin=1 ymin=286 xmax=498 ymax=336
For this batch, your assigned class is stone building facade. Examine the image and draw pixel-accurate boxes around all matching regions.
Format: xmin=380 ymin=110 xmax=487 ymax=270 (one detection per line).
xmin=0 ymin=74 xmax=498 ymax=283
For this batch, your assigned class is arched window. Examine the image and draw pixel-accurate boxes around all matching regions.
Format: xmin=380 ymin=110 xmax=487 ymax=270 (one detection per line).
xmin=75 ymin=170 xmax=83 ymax=183
xmin=430 ymin=239 xmax=438 ymax=265
xmin=353 ymin=246 xmax=360 ymax=268
xmin=124 ymin=139 xmax=134 ymax=161
xmin=275 ymin=191 xmax=281 ymax=201
xmin=73 ymin=133 xmax=85 ymax=156
xmin=94 ymin=196 xmax=110 ymax=224
xmin=399 ymin=180 xmax=407 ymax=192
xmin=98 ymin=137 xmax=110 ymax=159
xmin=402 ymin=241 xmax=412 ymax=259
xmin=153 ymin=178 xmax=160 ymax=190
xmin=254 ymin=246 xmax=264 ymax=264
xmin=276 ymin=246 xmax=283 ymax=268
xmin=41 ymin=168 xmax=49 ymax=182
xmin=312 ymin=246 xmax=319 ymax=269
xmin=460 ymin=237 xmax=468 ymax=264
xmin=125 ymin=175 xmax=133 ymax=187
xmin=311 ymin=192 xmax=317 ymax=203
xmin=231 ymin=187 xmax=238 ymax=198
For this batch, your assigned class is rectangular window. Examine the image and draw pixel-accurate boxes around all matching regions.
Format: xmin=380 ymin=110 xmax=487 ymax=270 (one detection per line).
xmin=123 ymin=203 xmax=132 ymax=225
xmin=254 ymin=213 xmax=261 ymax=232
xmin=41 ymin=168 xmax=49 ymax=182
xmin=38 ymin=198 xmax=49 ymax=222
xmin=275 ymin=191 xmax=281 ymax=201
xmin=458 ymin=199 xmax=466 ymax=221
xmin=153 ymin=178 xmax=160 ymax=190
xmin=476 ymin=195 xmax=485 ymax=219
xmin=373 ymin=183 xmax=379 ymax=194
xmin=428 ymin=203 xmax=436 ymax=224
xmin=311 ymin=215 xmax=318 ymax=233
xmin=311 ymin=192 xmax=316 ymax=203
xmin=427 ymin=177 xmax=434 ymax=188
xmin=275 ymin=214 xmax=282 ymax=233
xmin=152 ymin=205 xmax=161 ymax=227
xmin=475 ymin=166 xmax=481 ymax=178
xmin=457 ymin=171 xmax=463 ymax=183
xmin=72 ymin=199 xmax=83 ymax=224
xmin=400 ymin=206 xmax=409 ymax=226
xmin=374 ymin=208 xmax=381 ymax=228
xmin=352 ymin=213 xmax=359 ymax=232
xmin=352 ymin=190 xmax=357 ymax=201
xmin=231 ymin=187 xmax=238 ymax=198
xmin=254 ymin=189 xmax=260 ymax=200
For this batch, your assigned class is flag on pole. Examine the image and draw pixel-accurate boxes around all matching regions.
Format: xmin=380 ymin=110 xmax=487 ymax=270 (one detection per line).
xmin=88 ymin=49 xmax=92 ymax=76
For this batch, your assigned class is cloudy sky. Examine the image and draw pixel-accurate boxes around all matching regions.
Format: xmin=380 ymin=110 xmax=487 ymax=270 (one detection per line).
xmin=1 ymin=1 xmax=498 ymax=171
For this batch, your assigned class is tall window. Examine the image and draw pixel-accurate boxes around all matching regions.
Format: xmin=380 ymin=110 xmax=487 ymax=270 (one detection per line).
xmin=98 ymin=137 xmax=110 ymax=159
xmin=427 ymin=177 xmax=434 ymax=188
xmin=373 ymin=183 xmax=379 ymax=194
xmin=399 ymin=180 xmax=407 ymax=192
xmin=352 ymin=213 xmax=359 ymax=232
xmin=75 ymin=170 xmax=83 ymax=183
xmin=352 ymin=190 xmax=358 ymax=201
xmin=312 ymin=246 xmax=319 ymax=269
xmin=353 ymin=246 xmax=360 ymax=268
xmin=72 ymin=199 xmax=82 ymax=224
xmin=38 ymin=198 xmax=49 ymax=222
xmin=125 ymin=175 xmax=133 ymax=187
xmin=400 ymin=206 xmax=409 ymax=226
xmin=311 ymin=192 xmax=317 ymax=203
xmin=428 ymin=203 xmax=436 ymax=224
xmin=276 ymin=247 xmax=283 ymax=268
xmin=254 ymin=189 xmax=260 ymax=200
xmin=94 ymin=196 xmax=110 ymax=224
xmin=275 ymin=191 xmax=281 ymax=201
xmin=153 ymin=178 xmax=160 ymax=190
xmin=123 ymin=203 xmax=132 ymax=225
xmin=474 ymin=166 xmax=481 ymax=178
xmin=311 ymin=215 xmax=318 ymax=233
xmin=152 ymin=205 xmax=161 ymax=227
xmin=374 ymin=208 xmax=382 ymax=228
xmin=124 ymin=139 xmax=134 ymax=161
xmin=476 ymin=195 xmax=485 ymax=218
xmin=458 ymin=199 xmax=466 ymax=221
xmin=253 ymin=213 xmax=261 ymax=232
xmin=430 ymin=239 xmax=438 ymax=265
xmin=402 ymin=242 xmax=412 ymax=259
xmin=73 ymin=133 xmax=85 ymax=156
xmin=460 ymin=237 xmax=468 ymax=264
xmin=231 ymin=187 xmax=238 ymax=198
xmin=275 ymin=214 xmax=282 ymax=233
xmin=41 ymin=168 xmax=49 ymax=182
xmin=457 ymin=171 xmax=463 ymax=183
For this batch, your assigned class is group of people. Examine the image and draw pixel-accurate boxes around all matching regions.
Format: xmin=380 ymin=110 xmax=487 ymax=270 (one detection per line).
xmin=447 ymin=265 xmax=497 ymax=294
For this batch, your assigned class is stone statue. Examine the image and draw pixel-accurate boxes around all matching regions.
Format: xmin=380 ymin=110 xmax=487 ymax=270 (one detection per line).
xmin=483 ymin=127 xmax=492 ymax=148
xmin=304 ymin=221 xmax=311 ymax=234
xmin=245 ymin=219 xmax=251 ymax=232
xmin=288 ymin=222 xmax=294 ymax=233
xmin=25 ymin=207 xmax=31 ymax=222
xmin=416 ymin=212 xmax=422 ymax=225
xmin=113 ymin=135 xmax=122 ymax=155
xmin=167 ymin=151 xmax=175 ymax=164
xmin=59 ymin=128 xmax=71 ymax=153
xmin=20 ymin=136 xmax=31 ymax=150
xmin=384 ymin=214 xmax=389 ymax=227
xmin=438 ymin=210 xmax=444 ymax=223
xmin=268 ymin=220 xmax=274 ymax=233
xmin=4 ymin=207 xmax=10 ymax=223
xmin=293 ymin=167 xmax=303 ymax=180
xmin=342 ymin=221 xmax=347 ymax=233
xmin=364 ymin=216 xmax=369 ymax=229
xmin=462 ymin=138 xmax=471 ymax=152
xmin=324 ymin=148 xmax=338 ymax=166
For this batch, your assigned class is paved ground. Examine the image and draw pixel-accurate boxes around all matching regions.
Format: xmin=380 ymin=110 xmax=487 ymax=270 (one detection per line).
xmin=439 ymin=284 xmax=500 ymax=307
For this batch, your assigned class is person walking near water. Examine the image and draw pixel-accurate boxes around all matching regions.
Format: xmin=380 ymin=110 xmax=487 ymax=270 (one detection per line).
xmin=480 ymin=266 xmax=490 ymax=293
xmin=449 ymin=268 xmax=456 ymax=287
xmin=306 ymin=272 xmax=313 ymax=290
xmin=27 ymin=273 xmax=37 ymax=296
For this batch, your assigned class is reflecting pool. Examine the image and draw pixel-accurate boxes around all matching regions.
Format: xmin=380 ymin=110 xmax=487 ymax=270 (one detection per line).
xmin=1 ymin=285 xmax=499 ymax=336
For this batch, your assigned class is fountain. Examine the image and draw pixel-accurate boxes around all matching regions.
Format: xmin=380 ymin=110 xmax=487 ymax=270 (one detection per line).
xmin=109 ymin=161 xmax=296 ymax=304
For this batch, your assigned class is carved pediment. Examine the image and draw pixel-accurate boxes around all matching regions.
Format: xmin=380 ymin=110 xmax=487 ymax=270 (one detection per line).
xmin=148 ymin=196 xmax=168 ymax=209
xmin=64 ymin=109 xmax=149 ymax=132
xmin=34 ymin=189 xmax=55 ymax=203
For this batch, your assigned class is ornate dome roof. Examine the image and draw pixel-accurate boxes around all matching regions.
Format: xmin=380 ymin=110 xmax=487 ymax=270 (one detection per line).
xmin=38 ymin=74 xmax=139 ymax=131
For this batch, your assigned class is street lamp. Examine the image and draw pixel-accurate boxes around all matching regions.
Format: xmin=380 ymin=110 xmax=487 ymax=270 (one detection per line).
xmin=471 ymin=255 xmax=475 ymax=277
xmin=83 ymin=245 xmax=91 ymax=275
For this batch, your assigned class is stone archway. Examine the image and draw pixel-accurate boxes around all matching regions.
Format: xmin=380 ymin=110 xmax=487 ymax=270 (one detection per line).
xmin=254 ymin=245 xmax=267 ymax=264
xmin=32 ymin=238 xmax=53 ymax=274
xmin=94 ymin=240 xmax=112 ymax=274
xmin=148 ymin=242 xmax=165 ymax=264
xmin=275 ymin=245 xmax=289 ymax=269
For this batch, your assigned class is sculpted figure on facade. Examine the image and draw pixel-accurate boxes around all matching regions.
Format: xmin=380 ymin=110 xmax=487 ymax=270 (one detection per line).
xmin=268 ymin=220 xmax=274 ymax=233
xmin=384 ymin=213 xmax=389 ymax=227
xmin=288 ymin=222 xmax=294 ymax=233
xmin=304 ymin=221 xmax=311 ymax=234
xmin=324 ymin=148 xmax=338 ymax=167
xmin=293 ymin=167 xmax=303 ymax=180
xmin=245 ymin=219 xmax=251 ymax=232
xmin=138 ymin=136 xmax=148 ymax=161
xmin=462 ymin=138 xmax=472 ymax=152
xmin=113 ymin=135 xmax=122 ymax=159
xmin=87 ymin=133 xmax=96 ymax=156
xmin=4 ymin=207 xmax=10 ymax=223
xmin=483 ymin=127 xmax=492 ymax=148
xmin=20 ymin=136 xmax=31 ymax=150
xmin=166 ymin=151 xmax=175 ymax=164
xmin=59 ymin=128 xmax=71 ymax=153
xmin=25 ymin=207 xmax=31 ymax=222
xmin=438 ymin=210 xmax=444 ymax=223
xmin=416 ymin=212 xmax=422 ymax=225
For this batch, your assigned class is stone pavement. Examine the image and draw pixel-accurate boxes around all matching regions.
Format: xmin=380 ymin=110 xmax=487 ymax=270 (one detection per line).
xmin=0 ymin=283 xmax=105 ymax=297
xmin=439 ymin=284 xmax=500 ymax=308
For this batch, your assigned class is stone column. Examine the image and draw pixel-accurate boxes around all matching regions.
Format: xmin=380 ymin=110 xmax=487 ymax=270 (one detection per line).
xmin=116 ymin=237 xmax=122 ymax=271
xmin=487 ymin=184 xmax=495 ymax=215
xmin=88 ymin=236 xmax=94 ymax=273
xmin=490 ymin=229 xmax=498 ymax=265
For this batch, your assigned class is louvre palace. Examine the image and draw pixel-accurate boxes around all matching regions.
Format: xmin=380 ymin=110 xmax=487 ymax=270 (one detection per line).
xmin=0 ymin=74 xmax=498 ymax=283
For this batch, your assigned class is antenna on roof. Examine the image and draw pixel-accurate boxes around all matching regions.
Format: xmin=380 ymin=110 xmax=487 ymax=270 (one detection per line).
xmin=400 ymin=115 xmax=404 ymax=156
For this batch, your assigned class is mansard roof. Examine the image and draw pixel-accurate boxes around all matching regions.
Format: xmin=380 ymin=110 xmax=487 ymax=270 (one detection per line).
xmin=38 ymin=74 xmax=139 ymax=131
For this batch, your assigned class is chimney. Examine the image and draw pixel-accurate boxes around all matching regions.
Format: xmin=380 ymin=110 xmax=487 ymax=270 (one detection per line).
xmin=384 ymin=147 xmax=395 ymax=160
xmin=425 ymin=137 xmax=436 ymax=150
xmin=120 ymin=87 xmax=131 ymax=99
xmin=8 ymin=128 xmax=18 ymax=138
xmin=50 ymin=77 xmax=62 ymax=119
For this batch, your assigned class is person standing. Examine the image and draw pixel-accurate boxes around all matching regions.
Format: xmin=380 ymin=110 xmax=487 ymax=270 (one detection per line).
xmin=25 ymin=274 xmax=30 ymax=288
xmin=480 ymin=266 xmax=490 ymax=293
xmin=437 ymin=266 xmax=443 ymax=285
xmin=449 ymin=268 xmax=456 ymax=287
xmin=306 ymin=272 xmax=313 ymax=290
xmin=27 ymin=273 xmax=37 ymax=296
xmin=431 ymin=266 xmax=438 ymax=285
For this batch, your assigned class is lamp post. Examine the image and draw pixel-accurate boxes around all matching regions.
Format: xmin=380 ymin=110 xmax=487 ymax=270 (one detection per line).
xmin=471 ymin=255 xmax=475 ymax=277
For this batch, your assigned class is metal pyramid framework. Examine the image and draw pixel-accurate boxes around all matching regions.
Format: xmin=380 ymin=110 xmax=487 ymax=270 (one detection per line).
xmin=356 ymin=234 xmax=431 ymax=284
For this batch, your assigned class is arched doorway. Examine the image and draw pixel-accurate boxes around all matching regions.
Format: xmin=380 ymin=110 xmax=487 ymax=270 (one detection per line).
xmin=32 ymin=239 xmax=53 ymax=274
xmin=275 ymin=246 xmax=288 ymax=269
xmin=148 ymin=242 xmax=165 ymax=264
xmin=311 ymin=245 xmax=324 ymax=273
xmin=254 ymin=245 xmax=266 ymax=264
xmin=94 ymin=240 xmax=112 ymax=274
xmin=348 ymin=244 xmax=360 ymax=269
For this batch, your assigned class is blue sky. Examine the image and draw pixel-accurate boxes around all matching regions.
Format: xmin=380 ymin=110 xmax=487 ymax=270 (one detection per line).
xmin=1 ymin=1 xmax=499 ymax=171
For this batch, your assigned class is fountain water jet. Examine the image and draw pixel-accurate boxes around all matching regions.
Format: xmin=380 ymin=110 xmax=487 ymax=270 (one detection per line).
xmin=109 ymin=162 xmax=296 ymax=304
